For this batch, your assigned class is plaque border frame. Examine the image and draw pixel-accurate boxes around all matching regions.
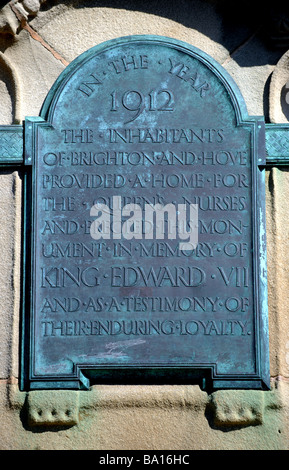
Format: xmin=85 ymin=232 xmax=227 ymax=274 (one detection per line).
xmin=20 ymin=35 xmax=270 ymax=391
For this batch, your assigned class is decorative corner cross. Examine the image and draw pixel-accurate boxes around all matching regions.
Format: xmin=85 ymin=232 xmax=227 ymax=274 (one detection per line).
xmin=265 ymin=124 xmax=289 ymax=165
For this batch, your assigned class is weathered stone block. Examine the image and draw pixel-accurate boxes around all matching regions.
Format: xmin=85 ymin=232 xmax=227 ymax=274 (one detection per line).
xmin=27 ymin=390 xmax=79 ymax=427
xmin=210 ymin=390 xmax=264 ymax=428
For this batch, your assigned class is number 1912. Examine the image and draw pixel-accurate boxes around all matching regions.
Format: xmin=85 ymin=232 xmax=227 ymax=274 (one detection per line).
xmin=110 ymin=89 xmax=174 ymax=123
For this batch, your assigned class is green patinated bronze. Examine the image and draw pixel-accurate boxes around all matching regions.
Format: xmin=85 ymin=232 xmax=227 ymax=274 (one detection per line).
xmin=0 ymin=35 xmax=272 ymax=390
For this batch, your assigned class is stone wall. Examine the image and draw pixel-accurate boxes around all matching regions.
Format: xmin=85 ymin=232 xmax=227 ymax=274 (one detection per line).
xmin=0 ymin=0 xmax=289 ymax=450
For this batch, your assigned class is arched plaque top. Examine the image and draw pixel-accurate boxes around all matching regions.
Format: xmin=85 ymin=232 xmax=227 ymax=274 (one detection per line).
xmin=40 ymin=35 xmax=250 ymax=127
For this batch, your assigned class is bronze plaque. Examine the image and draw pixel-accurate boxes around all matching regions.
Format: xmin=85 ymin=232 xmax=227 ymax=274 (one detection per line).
xmin=21 ymin=36 xmax=270 ymax=390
